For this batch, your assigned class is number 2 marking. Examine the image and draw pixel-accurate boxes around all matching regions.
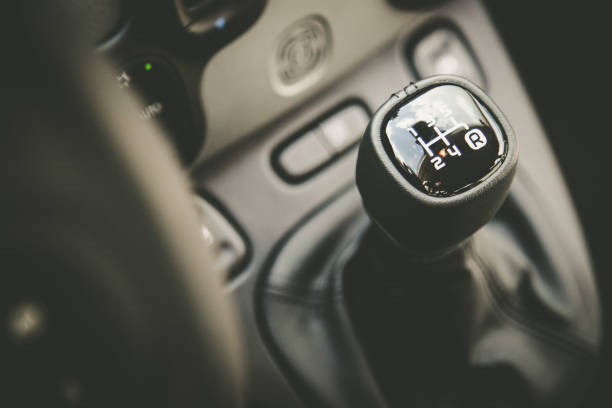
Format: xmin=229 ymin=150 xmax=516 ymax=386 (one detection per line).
xmin=431 ymin=156 xmax=446 ymax=170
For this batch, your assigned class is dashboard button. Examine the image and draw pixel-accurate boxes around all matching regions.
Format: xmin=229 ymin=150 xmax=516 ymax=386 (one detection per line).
xmin=319 ymin=105 xmax=370 ymax=153
xmin=274 ymin=102 xmax=370 ymax=182
xmin=194 ymin=196 xmax=247 ymax=280
xmin=277 ymin=129 xmax=333 ymax=179
xmin=410 ymin=26 xmax=485 ymax=89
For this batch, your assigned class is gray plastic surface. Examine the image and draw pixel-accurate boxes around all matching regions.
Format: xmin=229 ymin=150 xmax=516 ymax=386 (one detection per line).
xmin=197 ymin=0 xmax=432 ymax=162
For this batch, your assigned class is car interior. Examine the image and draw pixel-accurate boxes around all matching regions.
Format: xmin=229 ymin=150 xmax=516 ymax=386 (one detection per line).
xmin=2 ymin=1 xmax=611 ymax=407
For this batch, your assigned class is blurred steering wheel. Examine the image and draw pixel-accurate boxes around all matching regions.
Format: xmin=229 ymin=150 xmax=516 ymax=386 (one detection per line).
xmin=1 ymin=3 xmax=242 ymax=407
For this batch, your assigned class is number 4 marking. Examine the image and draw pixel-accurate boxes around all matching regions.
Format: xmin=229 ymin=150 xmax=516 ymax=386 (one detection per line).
xmin=447 ymin=145 xmax=462 ymax=157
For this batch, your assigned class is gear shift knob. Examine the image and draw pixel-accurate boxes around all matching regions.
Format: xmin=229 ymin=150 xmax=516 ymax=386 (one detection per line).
xmin=356 ymin=76 xmax=518 ymax=253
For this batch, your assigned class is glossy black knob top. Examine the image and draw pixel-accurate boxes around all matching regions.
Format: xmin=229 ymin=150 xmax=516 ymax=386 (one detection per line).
xmin=385 ymin=84 xmax=507 ymax=197
xmin=356 ymin=76 xmax=518 ymax=253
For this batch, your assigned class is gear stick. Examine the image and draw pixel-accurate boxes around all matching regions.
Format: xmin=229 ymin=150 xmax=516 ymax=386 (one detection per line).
xmin=347 ymin=76 xmax=598 ymax=407
xmin=259 ymin=75 xmax=599 ymax=408
xmin=356 ymin=75 xmax=517 ymax=254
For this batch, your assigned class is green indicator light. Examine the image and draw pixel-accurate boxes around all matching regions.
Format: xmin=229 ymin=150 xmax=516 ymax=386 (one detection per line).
xmin=144 ymin=62 xmax=153 ymax=71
